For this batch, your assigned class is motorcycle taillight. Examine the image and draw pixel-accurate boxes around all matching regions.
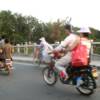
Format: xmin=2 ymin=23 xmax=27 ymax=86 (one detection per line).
xmin=92 ymin=67 xmax=98 ymax=79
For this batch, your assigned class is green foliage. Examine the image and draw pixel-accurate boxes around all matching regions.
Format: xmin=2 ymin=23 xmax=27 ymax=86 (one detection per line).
xmin=0 ymin=10 xmax=100 ymax=45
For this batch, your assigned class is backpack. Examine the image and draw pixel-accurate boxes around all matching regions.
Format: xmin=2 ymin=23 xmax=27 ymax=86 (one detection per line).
xmin=71 ymin=39 xmax=88 ymax=67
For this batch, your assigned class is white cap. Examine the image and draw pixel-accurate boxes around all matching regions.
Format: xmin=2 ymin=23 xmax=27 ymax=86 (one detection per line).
xmin=77 ymin=27 xmax=91 ymax=34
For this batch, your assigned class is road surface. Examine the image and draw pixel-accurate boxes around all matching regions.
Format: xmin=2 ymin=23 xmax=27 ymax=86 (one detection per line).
xmin=0 ymin=62 xmax=100 ymax=100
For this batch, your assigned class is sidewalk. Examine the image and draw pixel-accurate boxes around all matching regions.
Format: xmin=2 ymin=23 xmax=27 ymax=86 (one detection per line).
xmin=13 ymin=56 xmax=100 ymax=68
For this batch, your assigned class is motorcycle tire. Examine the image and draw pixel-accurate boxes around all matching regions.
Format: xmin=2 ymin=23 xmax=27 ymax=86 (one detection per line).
xmin=42 ymin=67 xmax=58 ymax=86
xmin=76 ymin=73 xmax=96 ymax=96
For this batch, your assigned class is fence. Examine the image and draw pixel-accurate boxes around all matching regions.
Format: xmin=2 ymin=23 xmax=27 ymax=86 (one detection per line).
xmin=13 ymin=42 xmax=100 ymax=58
xmin=91 ymin=42 xmax=100 ymax=60
xmin=14 ymin=43 xmax=34 ymax=56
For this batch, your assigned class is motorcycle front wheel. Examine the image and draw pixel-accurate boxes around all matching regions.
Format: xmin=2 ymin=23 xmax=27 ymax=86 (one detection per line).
xmin=42 ymin=67 xmax=58 ymax=86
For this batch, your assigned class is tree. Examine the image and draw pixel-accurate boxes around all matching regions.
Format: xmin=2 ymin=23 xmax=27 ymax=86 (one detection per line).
xmin=0 ymin=10 xmax=100 ymax=44
xmin=25 ymin=16 xmax=39 ymax=41
xmin=0 ymin=10 xmax=16 ymax=38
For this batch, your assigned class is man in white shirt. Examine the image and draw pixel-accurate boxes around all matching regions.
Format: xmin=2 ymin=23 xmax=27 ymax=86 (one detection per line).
xmin=34 ymin=37 xmax=53 ymax=63
xmin=54 ymin=24 xmax=80 ymax=80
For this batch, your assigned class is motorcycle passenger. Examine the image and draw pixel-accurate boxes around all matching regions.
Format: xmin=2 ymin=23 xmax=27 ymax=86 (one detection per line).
xmin=54 ymin=24 xmax=80 ymax=80
xmin=77 ymin=27 xmax=92 ymax=63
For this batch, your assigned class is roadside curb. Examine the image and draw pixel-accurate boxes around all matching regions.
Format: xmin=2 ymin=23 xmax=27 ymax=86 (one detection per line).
xmin=13 ymin=58 xmax=100 ymax=70
xmin=14 ymin=59 xmax=33 ymax=64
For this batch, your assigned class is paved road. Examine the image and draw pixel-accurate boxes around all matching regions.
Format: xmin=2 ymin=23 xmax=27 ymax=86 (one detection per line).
xmin=0 ymin=62 xmax=100 ymax=100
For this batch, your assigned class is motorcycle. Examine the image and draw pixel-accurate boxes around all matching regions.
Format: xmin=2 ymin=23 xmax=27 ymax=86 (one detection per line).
xmin=42 ymin=51 xmax=98 ymax=96
xmin=0 ymin=59 xmax=12 ymax=75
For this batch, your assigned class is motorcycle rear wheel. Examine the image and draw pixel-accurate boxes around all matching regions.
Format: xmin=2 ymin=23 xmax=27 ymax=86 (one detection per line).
xmin=76 ymin=73 xmax=96 ymax=96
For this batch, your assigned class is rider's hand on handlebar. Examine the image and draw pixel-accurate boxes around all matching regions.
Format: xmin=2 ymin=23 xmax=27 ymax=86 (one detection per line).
xmin=52 ymin=50 xmax=64 ymax=58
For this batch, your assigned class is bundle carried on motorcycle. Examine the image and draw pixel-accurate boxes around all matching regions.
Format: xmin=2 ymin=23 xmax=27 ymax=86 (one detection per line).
xmin=71 ymin=40 xmax=89 ymax=67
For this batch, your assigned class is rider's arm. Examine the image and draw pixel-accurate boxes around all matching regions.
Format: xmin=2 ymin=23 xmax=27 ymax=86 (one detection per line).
xmin=54 ymin=34 xmax=73 ymax=51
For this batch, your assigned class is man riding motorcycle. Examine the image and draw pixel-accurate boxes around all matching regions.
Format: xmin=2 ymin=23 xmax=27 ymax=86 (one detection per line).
xmin=0 ymin=38 xmax=14 ymax=72
xmin=42 ymin=26 xmax=97 ymax=95
xmin=53 ymin=24 xmax=80 ymax=80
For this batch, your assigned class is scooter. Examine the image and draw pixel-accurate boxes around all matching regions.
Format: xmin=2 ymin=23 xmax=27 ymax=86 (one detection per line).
xmin=0 ymin=59 xmax=12 ymax=75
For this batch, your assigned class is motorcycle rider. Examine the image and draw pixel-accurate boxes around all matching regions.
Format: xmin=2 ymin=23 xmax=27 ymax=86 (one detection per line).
xmin=53 ymin=24 xmax=80 ymax=80
xmin=2 ymin=38 xmax=14 ymax=69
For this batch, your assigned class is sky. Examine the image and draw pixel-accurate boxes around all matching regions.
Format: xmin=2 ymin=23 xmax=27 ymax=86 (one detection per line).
xmin=0 ymin=0 xmax=100 ymax=30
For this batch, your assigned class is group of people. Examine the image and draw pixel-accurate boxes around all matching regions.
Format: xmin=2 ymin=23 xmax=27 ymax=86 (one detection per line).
xmin=0 ymin=36 xmax=14 ymax=68
xmin=34 ymin=24 xmax=93 ymax=80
